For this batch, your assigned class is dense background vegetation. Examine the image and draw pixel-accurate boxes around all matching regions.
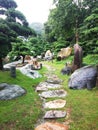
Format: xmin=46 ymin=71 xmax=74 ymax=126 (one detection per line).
xmin=0 ymin=0 xmax=98 ymax=68
xmin=0 ymin=0 xmax=35 ymax=70
xmin=44 ymin=0 xmax=98 ymax=55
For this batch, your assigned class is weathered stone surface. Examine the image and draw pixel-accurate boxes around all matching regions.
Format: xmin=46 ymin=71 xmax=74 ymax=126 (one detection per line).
xmin=57 ymin=47 xmax=72 ymax=59
xmin=36 ymin=82 xmax=62 ymax=92
xmin=44 ymin=99 xmax=66 ymax=109
xmin=72 ymin=43 xmax=83 ymax=71
xmin=46 ymin=75 xmax=62 ymax=84
xmin=19 ymin=64 xmax=42 ymax=79
xmin=39 ymin=89 xmax=67 ymax=98
xmin=61 ymin=62 xmax=72 ymax=75
xmin=35 ymin=122 xmax=69 ymax=130
xmin=44 ymin=110 xmax=67 ymax=119
xmin=0 ymin=83 xmax=26 ymax=100
xmin=4 ymin=60 xmax=22 ymax=70
xmin=68 ymin=65 xmax=98 ymax=89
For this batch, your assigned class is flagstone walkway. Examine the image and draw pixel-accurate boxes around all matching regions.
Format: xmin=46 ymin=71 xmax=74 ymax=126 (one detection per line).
xmin=34 ymin=64 xmax=70 ymax=130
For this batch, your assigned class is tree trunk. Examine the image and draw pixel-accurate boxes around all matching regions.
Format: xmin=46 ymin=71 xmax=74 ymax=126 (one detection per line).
xmin=22 ymin=55 xmax=25 ymax=64
xmin=0 ymin=58 xmax=3 ymax=70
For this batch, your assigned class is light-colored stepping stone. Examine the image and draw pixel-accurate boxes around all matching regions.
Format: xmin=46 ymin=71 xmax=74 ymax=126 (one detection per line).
xmin=35 ymin=122 xmax=69 ymax=130
xmin=44 ymin=99 xmax=66 ymax=109
xmin=36 ymin=82 xmax=62 ymax=92
xmin=39 ymin=89 xmax=67 ymax=98
xmin=44 ymin=110 xmax=67 ymax=119
xmin=46 ymin=76 xmax=62 ymax=84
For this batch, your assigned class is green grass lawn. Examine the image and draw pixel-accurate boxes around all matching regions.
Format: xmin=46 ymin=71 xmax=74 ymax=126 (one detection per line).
xmin=0 ymin=68 xmax=46 ymax=130
xmin=0 ymin=55 xmax=98 ymax=130
xmin=44 ymin=55 xmax=98 ymax=130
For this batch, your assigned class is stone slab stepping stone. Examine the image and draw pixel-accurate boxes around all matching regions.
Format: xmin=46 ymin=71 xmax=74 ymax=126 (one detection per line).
xmin=35 ymin=122 xmax=69 ymax=130
xmin=46 ymin=75 xmax=62 ymax=84
xmin=39 ymin=89 xmax=67 ymax=98
xmin=36 ymin=82 xmax=62 ymax=92
xmin=44 ymin=110 xmax=67 ymax=119
xmin=44 ymin=99 xmax=66 ymax=109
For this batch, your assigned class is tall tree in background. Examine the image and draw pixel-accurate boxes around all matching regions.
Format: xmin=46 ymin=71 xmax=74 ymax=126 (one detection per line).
xmin=80 ymin=0 xmax=98 ymax=55
xmin=44 ymin=0 xmax=86 ymax=54
xmin=9 ymin=38 xmax=31 ymax=64
xmin=0 ymin=0 xmax=35 ymax=70
xmin=28 ymin=36 xmax=48 ymax=56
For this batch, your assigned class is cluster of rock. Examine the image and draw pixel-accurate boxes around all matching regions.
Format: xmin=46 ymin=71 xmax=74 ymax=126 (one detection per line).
xmin=61 ymin=63 xmax=98 ymax=89
xmin=4 ymin=60 xmax=22 ymax=70
xmin=61 ymin=43 xmax=98 ymax=90
xmin=19 ymin=64 xmax=42 ymax=79
xmin=35 ymin=75 xmax=69 ymax=130
xmin=4 ymin=61 xmax=42 ymax=79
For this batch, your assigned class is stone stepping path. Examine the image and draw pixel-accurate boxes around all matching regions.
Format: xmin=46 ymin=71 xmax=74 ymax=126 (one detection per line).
xmin=44 ymin=110 xmax=67 ymax=119
xmin=44 ymin=99 xmax=66 ymax=109
xmin=46 ymin=77 xmax=62 ymax=84
xmin=35 ymin=122 xmax=69 ymax=130
xmin=35 ymin=65 xmax=69 ymax=130
xmin=36 ymin=82 xmax=62 ymax=92
xmin=45 ymin=74 xmax=63 ymax=84
xmin=39 ymin=89 xmax=67 ymax=98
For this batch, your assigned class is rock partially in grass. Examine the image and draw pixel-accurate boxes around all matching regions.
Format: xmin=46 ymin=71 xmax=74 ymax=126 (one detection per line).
xmin=44 ymin=99 xmax=66 ymax=109
xmin=39 ymin=89 xmax=67 ymax=98
xmin=44 ymin=110 xmax=67 ymax=119
xmin=0 ymin=83 xmax=26 ymax=100
xmin=4 ymin=60 xmax=22 ymax=70
xmin=46 ymin=75 xmax=62 ymax=84
xmin=35 ymin=122 xmax=69 ymax=130
xmin=19 ymin=64 xmax=42 ymax=79
xmin=68 ymin=65 xmax=98 ymax=90
xmin=36 ymin=82 xmax=62 ymax=92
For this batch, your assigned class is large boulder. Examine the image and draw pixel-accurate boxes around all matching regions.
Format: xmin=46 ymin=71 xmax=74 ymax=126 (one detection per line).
xmin=68 ymin=65 xmax=98 ymax=90
xmin=44 ymin=50 xmax=53 ymax=60
xmin=57 ymin=47 xmax=72 ymax=60
xmin=4 ymin=60 xmax=22 ymax=70
xmin=19 ymin=64 xmax=42 ymax=79
xmin=0 ymin=83 xmax=26 ymax=100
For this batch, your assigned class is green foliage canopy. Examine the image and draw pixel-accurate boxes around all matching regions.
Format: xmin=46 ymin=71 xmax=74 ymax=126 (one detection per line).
xmin=80 ymin=0 xmax=98 ymax=55
xmin=44 ymin=0 xmax=98 ymax=55
xmin=0 ymin=0 xmax=35 ymax=69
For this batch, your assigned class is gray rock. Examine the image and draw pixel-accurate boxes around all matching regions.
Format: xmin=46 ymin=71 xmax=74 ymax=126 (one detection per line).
xmin=68 ymin=65 xmax=98 ymax=90
xmin=61 ymin=66 xmax=72 ymax=75
xmin=0 ymin=83 xmax=26 ymax=100
xmin=44 ymin=110 xmax=67 ymax=119
xmin=39 ymin=89 xmax=67 ymax=98
xmin=4 ymin=60 xmax=22 ymax=70
xmin=19 ymin=64 xmax=42 ymax=79
xmin=46 ymin=76 xmax=62 ymax=84
xmin=0 ymin=83 xmax=9 ymax=90
xmin=36 ymin=82 xmax=62 ymax=92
